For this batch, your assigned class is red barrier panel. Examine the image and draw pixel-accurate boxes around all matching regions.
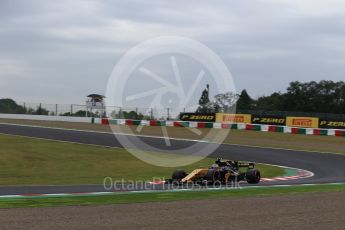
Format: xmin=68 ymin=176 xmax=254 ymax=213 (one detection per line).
xmin=197 ymin=122 xmax=206 ymax=128
xmin=173 ymin=121 xmax=189 ymax=127
xmin=313 ymin=129 xmax=321 ymax=135
xmin=221 ymin=123 xmax=230 ymax=129
xmin=125 ymin=120 xmax=141 ymax=125
xmin=101 ymin=118 xmax=109 ymax=125
xmin=291 ymin=127 xmax=299 ymax=134
xmin=268 ymin=125 xmax=277 ymax=132
xmin=335 ymin=130 xmax=345 ymax=137
xmin=246 ymin=124 xmax=253 ymax=130
xmin=150 ymin=120 xmax=158 ymax=126
xmin=197 ymin=122 xmax=213 ymax=128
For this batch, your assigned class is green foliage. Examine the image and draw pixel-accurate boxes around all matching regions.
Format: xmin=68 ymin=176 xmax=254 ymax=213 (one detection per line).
xmin=247 ymin=80 xmax=345 ymax=114
xmin=197 ymin=84 xmax=212 ymax=113
xmin=62 ymin=110 xmax=90 ymax=117
xmin=0 ymin=99 xmax=51 ymax=115
xmin=117 ymin=111 xmax=151 ymax=120
xmin=198 ymin=84 xmax=210 ymax=105
xmin=33 ymin=104 xmax=49 ymax=115
xmin=214 ymin=92 xmax=238 ymax=113
xmin=236 ymin=90 xmax=254 ymax=110
xmin=196 ymin=80 xmax=345 ymax=115
xmin=197 ymin=85 xmax=238 ymax=113
xmin=122 ymin=111 xmax=143 ymax=119
xmin=0 ymin=99 xmax=26 ymax=114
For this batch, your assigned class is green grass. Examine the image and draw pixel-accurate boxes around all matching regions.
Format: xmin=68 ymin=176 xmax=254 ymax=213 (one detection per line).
xmin=0 ymin=134 xmax=285 ymax=185
xmin=1 ymin=183 xmax=345 ymax=209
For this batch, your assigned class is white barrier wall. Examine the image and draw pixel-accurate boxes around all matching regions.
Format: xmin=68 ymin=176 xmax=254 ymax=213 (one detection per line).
xmin=0 ymin=113 xmax=92 ymax=123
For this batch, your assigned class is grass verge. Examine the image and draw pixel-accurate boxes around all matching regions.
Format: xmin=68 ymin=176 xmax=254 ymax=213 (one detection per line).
xmin=0 ymin=134 xmax=284 ymax=185
xmin=1 ymin=183 xmax=344 ymax=209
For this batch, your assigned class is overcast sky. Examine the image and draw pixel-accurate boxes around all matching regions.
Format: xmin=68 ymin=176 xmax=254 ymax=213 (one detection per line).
xmin=1 ymin=0 xmax=345 ymax=105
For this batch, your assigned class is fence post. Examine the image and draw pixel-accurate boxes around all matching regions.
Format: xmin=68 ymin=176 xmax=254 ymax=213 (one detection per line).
xmin=55 ymin=104 xmax=58 ymax=116
xmin=150 ymin=108 xmax=153 ymax=120
xmin=71 ymin=104 xmax=73 ymax=115
xmin=119 ymin=108 xmax=122 ymax=119
xmin=167 ymin=108 xmax=170 ymax=120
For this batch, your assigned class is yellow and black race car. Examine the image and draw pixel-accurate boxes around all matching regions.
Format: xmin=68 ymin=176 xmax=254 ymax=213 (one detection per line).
xmin=167 ymin=158 xmax=261 ymax=185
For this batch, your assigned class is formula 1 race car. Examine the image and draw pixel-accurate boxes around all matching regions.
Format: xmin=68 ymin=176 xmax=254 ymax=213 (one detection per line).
xmin=167 ymin=158 xmax=261 ymax=185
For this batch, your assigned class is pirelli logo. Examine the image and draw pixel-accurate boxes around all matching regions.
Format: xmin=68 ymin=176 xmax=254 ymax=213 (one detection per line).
xmin=223 ymin=115 xmax=245 ymax=123
xmin=216 ymin=113 xmax=252 ymax=124
xmin=286 ymin=117 xmax=319 ymax=128
xmin=292 ymin=119 xmax=312 ymax=127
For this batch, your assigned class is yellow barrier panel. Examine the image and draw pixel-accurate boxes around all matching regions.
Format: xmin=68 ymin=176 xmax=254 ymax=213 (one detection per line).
xmin=216 ymin=113 xmax=252 ymax=123
xmin=286 ymin=117 xmax=319 ymax=128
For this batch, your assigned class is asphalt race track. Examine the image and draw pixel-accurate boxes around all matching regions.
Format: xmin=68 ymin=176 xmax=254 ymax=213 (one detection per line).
xmin=0 ymin=123 xmax=345 ymax=196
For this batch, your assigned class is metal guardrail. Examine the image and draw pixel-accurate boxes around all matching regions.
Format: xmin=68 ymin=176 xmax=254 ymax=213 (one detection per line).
xmin=9 ymin=102 xmax=196 ymax=120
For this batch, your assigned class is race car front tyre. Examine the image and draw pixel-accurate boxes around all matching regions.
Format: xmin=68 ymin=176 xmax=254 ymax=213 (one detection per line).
xmin=172 ymin=170 xmax=187 ymax=182
xmin=246 ymin=169 xmax=261 ymax=184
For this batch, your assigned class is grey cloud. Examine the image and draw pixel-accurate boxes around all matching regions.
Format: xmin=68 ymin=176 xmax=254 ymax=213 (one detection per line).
xmin=0 ymin=0 xmax=345 ymax=104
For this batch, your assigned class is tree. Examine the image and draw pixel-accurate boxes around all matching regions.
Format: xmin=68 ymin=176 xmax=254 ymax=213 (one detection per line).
xmin=120 ymin=111 xmax=146 ymax=120
xmin=255 ymin=92 xmax=288 ymax=111
xmin=26 ymin=108 xmax=35 ymax=114
xmin=197 ymin=84 xmax=213 ymax=113
xmin=62 ymin=110 xmax=89 ymax=117
xmin=34 ymin=104 xmax=49 ymax=115
xmin=0 ymin=99 xmax=26 ymax=114
xmin=214 ymin=92 xmax=238 ymax=113
xmin=253 ymin=80 xmax=345 ymax=114
xmin=74 ymin=110 xmax=87 ymax=117
xmin=236 ymin=90 xmax=254 ymax=111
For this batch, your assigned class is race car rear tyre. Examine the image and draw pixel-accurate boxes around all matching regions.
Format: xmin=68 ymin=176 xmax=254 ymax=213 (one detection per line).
xmin=205 ymin=169 xmax=221 ymax=184
xmin=172 ymin=170 xmax=187 ymax=182
xmin=246 ymin=169 xmax=261 ymax=184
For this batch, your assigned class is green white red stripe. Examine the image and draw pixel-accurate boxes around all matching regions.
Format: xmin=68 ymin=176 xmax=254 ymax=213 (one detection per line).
xmin=99 ymin=118 xmax=345 ymax=137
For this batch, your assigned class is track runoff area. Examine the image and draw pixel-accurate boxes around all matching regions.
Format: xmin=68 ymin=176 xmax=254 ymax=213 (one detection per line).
xmin=0 ymin=122 xmax=344 ymax=198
